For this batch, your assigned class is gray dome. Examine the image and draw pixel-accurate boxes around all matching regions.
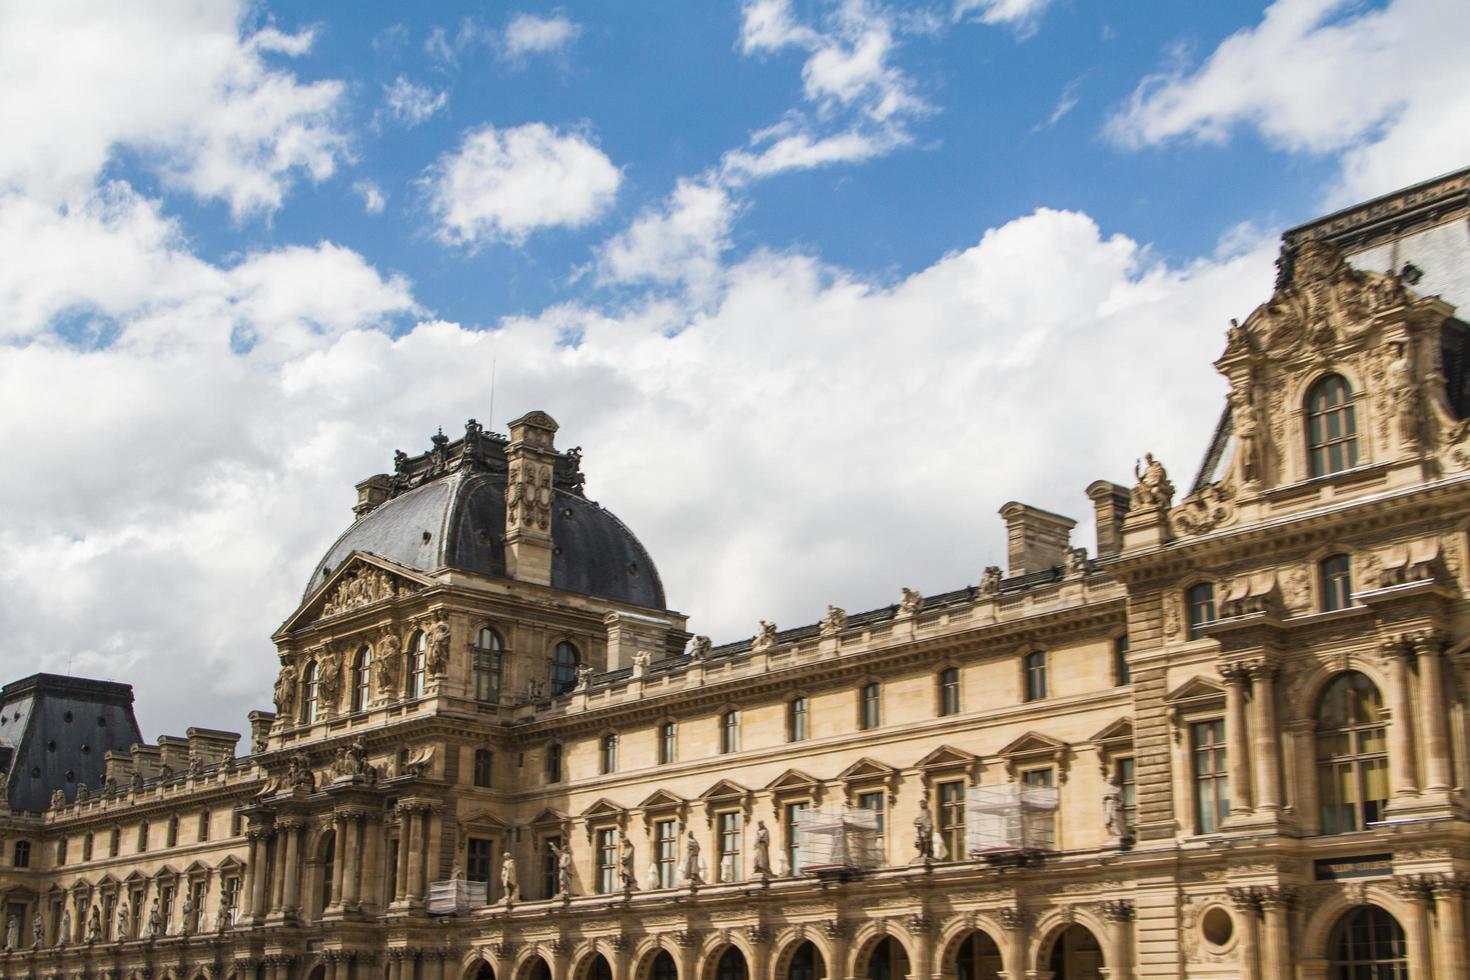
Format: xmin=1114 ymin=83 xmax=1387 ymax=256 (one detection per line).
xmin=306 ymin=425 xmax=665 ymax=610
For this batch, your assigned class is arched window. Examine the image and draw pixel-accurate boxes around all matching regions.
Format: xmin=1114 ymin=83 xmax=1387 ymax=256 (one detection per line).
xmin=351 ymin=646 xmax=372 ymax=713
xmin=474 ymin=627 xmax=505 ymax=703
xmin=1317 ymin=672 xmax=1388 ymax=834
xmin=301 ymin=660 xmax=320 ymax=724
xmin=550 ymin=641 xmax=580 ymax=696
xmin=1328 ymin=906 xmax=1406 ymax=979
xmin=1321 ymin=554 xmax=1353 ymax=611
xmin=1307 ymin=374 xmax=1359 ymax=477
xmin=600 ymin=733 xmax=618 ymax=774
xmin=407 ymin=632 xmax=427 ymax=698
xmin=1023 ymin=651 xmax=1047 ymax=701
xmin=1187 ymin=583 xmax=1216 ymax=639
xmin=939 ymin=667 xmax=961 ymax=715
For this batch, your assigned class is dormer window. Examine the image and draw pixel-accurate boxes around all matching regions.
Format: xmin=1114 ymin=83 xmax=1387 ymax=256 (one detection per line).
xmin=1307 ymin=374 xmax=1359 ymax=477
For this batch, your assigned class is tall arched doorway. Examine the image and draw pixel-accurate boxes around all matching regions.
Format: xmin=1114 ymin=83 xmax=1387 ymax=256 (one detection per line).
xmin=584 ymin=956 xmax=613 ymax=980
xmin=470 ymin=964 xmax=495 ymax=980
xmin=649 ymin=951 xmax=678 ymax=980
xmin=951 ymin=931 xmax=1002 ymax=980
xmin=1046 ymin=925 xmax=1103 ymax=980
xmin=526 ymin=959 xmax=553 ymax=980
xmin=715 ymin=947 xmax=748 ymax=980
xmin=865 ymin=937 xmax=910 ymax=980
xmin=1328 ymin=906 xmax=1407 ymax=979
xmin=787 ymin=941 xmax=825 ymax=980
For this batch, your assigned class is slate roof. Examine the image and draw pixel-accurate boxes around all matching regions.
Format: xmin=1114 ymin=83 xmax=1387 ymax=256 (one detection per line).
xmin=0 ymin=674 xmax=142 ymax=812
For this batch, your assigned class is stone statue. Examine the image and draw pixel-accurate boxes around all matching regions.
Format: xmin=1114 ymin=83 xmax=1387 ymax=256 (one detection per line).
xmin=374 ymin=631 xmax=402 ymax=694
xmin=1230 ymin=389 xmax=1263 ymax=487
xmin=682 ymin=831 xmax=703 ymax=884
xmin=898 ymin=587 xmax=923 ymax=617
xmin=75 ymin=782 xmax=90 ymax=802
xmin=752 ymin=820 xmax=772 ymax=878
xmin=6 ymin=915 xmax=18 ymax=951
xmin=913 ymin=791 xmax=935 ymax=861
xmin=117 ymin=900 xmax=130 ymax=940
xmin=574 ymin=663 xmax=593 ymax=690
xmin=632 ymin=649 xmax=651 ymax=671
xmin=452 ymin=863 xmax=465 ymax=881
xmin=215 ymin=901 xmax=230 ymax=933
xmin=273 ymin=661 xmax=297 ymax=715
xmin=820 ymin=605 xmax=847 ymax=637
xmin=547 ymin=841 xmax=573 ymax=895
xmin=180 ymin=892 xmax=194 ymax=935
xmin=58 ymin=907 xmax=71 ymax=946
xmin=689 ymin=635 xmax=711 ymax=660
xmin=287 ymin=750 xmax=315 ymax=791
xmin=1103 ymin=774 xmax=1128 ymax=841
xmin=145 ymin=898 xmax=161 ymax=938
xmin=317 ymin=646 xmax=342 ymax=708
xmin=31 ymin=911 xmax=43 ymax=949
xmin=425 ymin=616 xmax=451 ymax=677
xmin=752 ymin=621 xmax=778 ymax=652
xmin=130 ymin=770 xmax=144 ymax=794
xmin=1131 ymin=453 xmax=1175 ymax=511
xmin=500 ymin=851 xmax=518 ymax=903
xmin=50 ymin=789 xmax=65 ymax=809
xmin=86 ymin=905 xmax=100 ymax=943
xmin=979 ymin=566 xmax=1002 ymax=596
xmin=619 ymin=833 xmax=637 ymax=891
xmin=1066 ymin=547 xmax=1088 ymax=576
xmin=1388 ymin=341 xmax=1423 ymax=448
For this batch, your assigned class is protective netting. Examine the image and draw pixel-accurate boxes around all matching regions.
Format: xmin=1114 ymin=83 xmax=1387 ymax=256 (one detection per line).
xmin=965 ymin=783 xmax=1058 ymax=854
xmin=794 ymin=806 xmax=883 ymax=872
xmin=427 ymin=878 xmax=488 ymax=914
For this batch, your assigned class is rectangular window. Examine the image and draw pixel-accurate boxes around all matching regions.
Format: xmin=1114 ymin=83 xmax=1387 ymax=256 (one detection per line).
xmin=860 ymin=683 xmax=881 ymax=730
xmin=56 ymin=837 xmax=67 ymax=866
xmin=1022 ymin=768 xmax=1054 ymax=788
xmin=788 ymin=698 xmax=808 ymax=742
xmin=466 ymin=837 xmax=494 ymax=884
xmin=101 ymin=894 xmax=116 ymax=941
xmin=721 ymin=711 xmax=740 ymax=754
xmin=937 ymin=781 xmax=965 ymax=861
xmin=473 ymin=649 xmax=502 ymax=703
xmin=167 ymin=818 xmax=178 ymax=847
xmin=541 ymin=836 xmax=562 ymax=899
xmin=1187 ymin=584 xmax=1217 ymax=640
xmin=12 ymin=840 xmax=29 ymax=868
xmin=600 ymin=734 xmax=618 ymax=774
xmin=1321 ymin=555 xmax=1353 ymax=612
xmin=857 ymin=791 xmax=886 ymax=861
xmin=717 ymin=811 xmax=742 ymax=882
xmin=473 ymin=749 xmax=494 ymax=788
xmin=655 ymin=820 xmax=678 ymax=888
xmin=386 ymin=838 xmax=399 ymax=901
xmin=159 ymin=884 xmax=174 ymax=930
xmin=82 ymin=834 xmax=93 ymax=861
xmin=784 ymin=801 xmax=809 ymax=875
xmin=1115 ymin=635 xmax=1131 ymax=685
xmin=138 ymin=821 xmax=149 ymax=853
xmin=1191 ymin=719 xmax=1230 ymax=833
xmin=222 ymin=877 xmax=241 ymax=923
xmin=596 ymin=828 xmax=617 ymax=894
xmin=1116 ymin=757 xmax=1137 ymax=835
xmin=939 ymin=668 xmax=961 ymax=716
xmin=545 ymin=744 xmax=563 ymax=784
xmin=659 ymin=721 xmax=677 ymax=765
xmin=1024 ymin=651 xmax=1047 ymax=701
xmin=198 ymin=810 xmax=210 ymax=842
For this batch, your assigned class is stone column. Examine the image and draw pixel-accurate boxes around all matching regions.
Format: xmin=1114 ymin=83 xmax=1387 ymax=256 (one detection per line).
xmin=746 ymin=927 xmax=772 ymax=980
xmin=269 ymin=831 xmax=287 ymax=913
xmin=549 ymin=940 xmax=573 ymax=980
xmin=1382 ymin=639 xmax=1420 ymax=798
xmin=1227 ymin=890 xmax=1260 ymax=980
xmin=1098 ymin=901 xmax=1134 ymax=980
xmin=342 ymin=812 xmax=363 ymax=908
xmin=1221 ymin=666 xmax=1254 ymax=816
xmin=1431 ymin=875 xmax=1467 ymax=979
xmin=1258 ymin=888 xmax=1293 ymax=980
xmin=406 ymin=807 xmax=426 ymax=904
xmin=824 ymin=922 xmax=852 ymax=980
xmin=1287 ymin=718 xmax=1320 ymax=834
xmin=394 ymin=817 xmax=412 ymax=903
xmin=387 ymin=950 xmax=404 ymax=980
xmin=609 ymin=939 xmax=632 ymax=980
xmin=282 ymin=820 xmax=304 ymax=914
xmin=241 ymin=831 xmax=262 ymax=921
xmin=330 ymin=814 xmax=347 ymax=909
xmin=324 ymin=952 xmax=342 ymax=980
xmin=1247 ymin=664 xmax=1282 ymax=813
xmin=996 ymin=907 xmax=1028 ymax=980
xmin=1412 ymin=632 xmax=1454 ymax=793
xmin=906 ymin=916 xmax=935 ymax=980
xmin=673 ymin=932 xmax=702 ymax=980
xmin=1394 ymin=875 xmax=1435 ymax=977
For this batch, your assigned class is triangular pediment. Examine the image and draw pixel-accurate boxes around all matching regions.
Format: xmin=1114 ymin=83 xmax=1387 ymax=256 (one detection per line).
xmin=638 ymin=788 xmax=685 ymax=811
xmin=183 ymin=860 xmax=209 ymax=875
xmin=764 ymin=769 xmax=820 ymax=792
xmin=698 ymin=778 xmax=750 ymax=802
xmin=580 ymin=798 xmax=627 ymax=820
xmin=278 ymin=552 xmax=434 ymax=635
xmin=457 ymin=808 xmax=511 ymax=831
xmin=528 ymin=807 xmax=568 ymax=827
xmin=1165 ymin=676 xmax=1227 ymax=705
xmin=216 ymin=855 xmax=244 ymax=871
xmin=997 ymin=731 xmax=1067 ymax=758
xmin=838 ymin=757 xmax=897 ymax=781
xmin=1089 ymin=718 xmax=1134 ymax=746
xmin=123 ymin=870 xmax=148 ymax=883
xmin=96 ymin=872 xmax=120 ymax=887
xmin=915 ymin=745 xmax=976 ymax=770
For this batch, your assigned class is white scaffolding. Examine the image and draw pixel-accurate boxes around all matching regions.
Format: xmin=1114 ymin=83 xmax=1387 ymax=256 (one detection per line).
xmin=795 ymin=806 xmax=883 ymax=872
xmin=427 ymin=878 xmax=488 ymax=914
xmin=965 ymin=783 xmax=1058 ymax=855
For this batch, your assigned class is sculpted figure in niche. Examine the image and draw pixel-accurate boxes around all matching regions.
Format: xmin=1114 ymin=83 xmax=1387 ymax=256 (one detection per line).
xmin=425 ymin=616 xmax=451 ymax=677
xmin=86 ymin=905 xmax=100 ymax=943
xmin=913 ymin=791 xmax=935 ymax=861
xmin=30 ymin=911 xmax=41 ymax=949
xmin=179 ymin=892 xmax=193 ymax=935
xmin=547 ymin=841 xmax=573 ymax=895
xmin=215 ymin=902 xmax=230 ymax=932
xmin=619 ymin=833 xmax=637 ymax=890
xmin=1131 ymin=453 xmax=1175 ymax=511
xmin=1230 ymin=389 xmax=1263 ymax=487
xmin=145 ymin=898 xmax=161 ymax=938
xmin=317 ymin=647 xmax=342 ymax=708
xmin=1388 ymin=341 xmax=1423 ymax=449
xmin=898 ymin=587 xmax=923 ymax=617
xmin=57 ymin=907 xmax=70 ymax=946
xmin=5 ymin=915 xmax=18 ymax=951
xmin=1103 ymin=774 xmax=1128 ymax=842
xmin=752 ymin=820 xmax=772 ymax=878
xmin=273 ymin=662 xmax=297 ymax=716
xmin=682 ymin=831 xmax=703 ymax=884
xmin=500 ymin=851 xmax=517 ymax=903
xmin=374 ymin=632 xmax=402 ymax=695
xmin=116 ymin=900 xmax=129 ymax=940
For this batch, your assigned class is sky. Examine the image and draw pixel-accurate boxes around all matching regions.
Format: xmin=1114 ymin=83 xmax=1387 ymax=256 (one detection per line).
xmin=2 ymin=0 xmax=1469 ymax=741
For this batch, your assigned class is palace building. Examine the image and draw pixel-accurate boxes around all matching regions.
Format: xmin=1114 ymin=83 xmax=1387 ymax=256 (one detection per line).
xmin=4 ymin=168 xmax=1470 ymax=980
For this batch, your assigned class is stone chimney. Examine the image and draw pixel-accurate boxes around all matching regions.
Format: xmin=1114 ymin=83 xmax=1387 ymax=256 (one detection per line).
xmin=1086 ymin=481 xmax=1131 ymax=558
xmin=503 ymin=411 xmax=560 ymax=587
xmin=247 ymin=710 xmax=275 ymax=756
xmin=185 ymin=726 xmax=240 ymax=765
xmin=999 ymin=502 xmax=1077 ymax=576
xmin=353 ymin=474 xmax=392 ymax=519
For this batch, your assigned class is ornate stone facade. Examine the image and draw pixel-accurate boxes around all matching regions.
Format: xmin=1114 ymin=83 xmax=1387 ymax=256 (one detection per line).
xmin=4 ymin=172 xmax=1470 ymax=980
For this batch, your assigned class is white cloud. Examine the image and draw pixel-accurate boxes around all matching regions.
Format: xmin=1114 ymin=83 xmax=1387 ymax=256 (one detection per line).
xmin=425 ymin=123 xmax=622 ymax=247
xmin=502 ymin=13 xmax=582 ymax=60
xmin=0 ymin=1 xmax=348 ymax=218
xmin=722 ymin=123 xmax=909 ymax=181
xmin=954 ymin=0 xmax=1053 ymax=34
xmin=595 ymin=178 xmax=736 ymax=297
xmin=353 ymin=180 xmax=387 ymax=214
xmin=1107 ymin=0 xmax=1470 ymax=203
xmin=380 ymin=76 xmax=448 ymax=129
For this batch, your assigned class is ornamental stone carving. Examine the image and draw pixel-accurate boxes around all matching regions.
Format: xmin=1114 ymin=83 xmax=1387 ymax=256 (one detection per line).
xmin=979 ymin=566 xmax=1002 ymax=596
xmin=897 ymin=587 xmax=923 ymax=617
xmin=424 ymin=615 xmax=451 ymax=677
xmin=320 ymin=566 xmax=403 ymax=617
xmin=375 ymin=631 xmax=403 ymax=694
xmin=273 ymin=662 xmax=297 ymax=716
xmin=1131 ymin=453 xmax=1174 ymax=511
xmin=752 ymin=621 xmax=778 ymax=653
xmin=316 ymin=645 xmax=342 ymax=709
xmin=689 ymin=635 xmax=711 ymax=660
xmin=820 ymin=606 xmax=847 ymax=637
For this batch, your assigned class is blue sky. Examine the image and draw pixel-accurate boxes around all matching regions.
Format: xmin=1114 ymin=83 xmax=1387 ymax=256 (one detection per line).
xmin=2 ymin=0 xmax=1467 ymax=736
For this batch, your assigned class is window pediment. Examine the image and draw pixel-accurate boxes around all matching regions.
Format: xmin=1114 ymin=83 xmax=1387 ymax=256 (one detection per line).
xmin=698 ymin=779 xmax=752 ymax=826
xmin=1165 ymin=676 xmax=1226 ymax=708
xmin=765 ymin=768 xmax=823 ymax=803
xmin=997 ymin=731 xmax=1070 ymax=781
